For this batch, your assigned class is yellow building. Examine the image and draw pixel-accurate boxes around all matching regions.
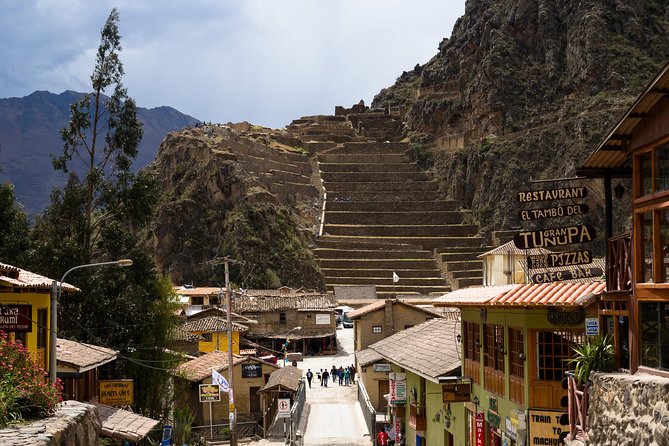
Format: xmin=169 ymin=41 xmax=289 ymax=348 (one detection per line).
xmin=181 ymin=315 xmax=247 ymax=355
xmin=0 ymin=262 xmax=75 ymax=372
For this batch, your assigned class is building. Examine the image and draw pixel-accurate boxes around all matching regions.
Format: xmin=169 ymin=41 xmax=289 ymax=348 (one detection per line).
xmin=233 ymin=288 xmax=337 ymax=356
xmin=0 ymin=262 xmax=76 ymax=372
xmin=174 ymin=350 xmax=280 ymax=427
xmin=56 ymin=338 xmax=117 ymax=402
xmin=181 ymin=308 xmax=248 ymax=355
xmin=358 ymin=317 xmax=462 ymax=446
xmin=174 ymin=285 xmax=222 ymax=316
xmin=574 ymin=61 xmax=669 ymax=443
xmin=433 ymin=281 xmax=605 ymax=446
xmin=347 ymin=299 xmax=443 ymax=353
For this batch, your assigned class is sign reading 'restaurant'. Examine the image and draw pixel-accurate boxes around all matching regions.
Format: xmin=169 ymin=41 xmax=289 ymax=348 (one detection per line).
xmin=513 ymin=224 xmax=596 ymax=249
xmin=517 ymin=187 xmax=588 ymax=203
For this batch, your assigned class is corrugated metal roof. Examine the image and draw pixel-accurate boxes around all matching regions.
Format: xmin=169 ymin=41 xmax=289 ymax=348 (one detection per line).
xmin=478 ymin=241 xmax=551 ymax=258
xmin=434 ymin=281 xmax=605 ymax=307
xmin=578 ymin=62 xmax=669 ymax=175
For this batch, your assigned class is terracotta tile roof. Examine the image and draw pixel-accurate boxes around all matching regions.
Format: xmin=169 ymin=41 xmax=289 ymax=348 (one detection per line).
xmin=519 ymin=258 xmax=606 ymax=284
xmin=181 ymin=317 xmax=248 ymax=333
xmin=175 ymin=350 xmax=245 ymax=382
xmin=434 ymin=281 xmax=606 ymax=307
xmin=233 ymin=290 xmax=337 ymax=313
xmin=169 ymin=325 xmax=204 ymax=342
xmin=368 ymin=318 xmax=460 ymax=382
xmin=57 ymin=338 xmax=117 ymax=372
xmin=93 ymin=403 xmax=160 ymax=442
xmin=478 ymin=241 xmax=551 ymax=258
xmin=356 ymin=348 xmax=384 ymax=367
xmin=347 ymin=299 xmax=443 ymax=320
xmin=244 ymin=286 xmax=318 ymax=297
xmin=259 ymin=365 xmax=303 ymax=393
xmin=0 ymin=262 xmax=77 ymax=292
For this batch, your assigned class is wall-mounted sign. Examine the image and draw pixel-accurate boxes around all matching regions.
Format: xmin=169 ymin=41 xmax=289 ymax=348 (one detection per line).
xmin=277 ymin=398 xmax=291 ymax=418
xmin=528 ymin=409 xmax=567 ymax=446
xmin=442 ymin=381 xmax=471 ymax=402
xmin=531 ymin=267 xmax=603 ymax=284
xmin=513 ymin=224 xmax=596 ymax=249
xmin=99 ymin=379 xmax=134 ymax=406
xmin=488 ymin=410 xmax=501 ymax=429
xmin=517 ymin=187 xmax=588 ymax=203
xmin=0 ymin=304 xmax=31 ymax=332
xmin=547 ymin=307 xmax=586 ymax=326
xmin=586 ymin=318 xmax=600 ymax=336
xmin=527 ymin=250 xmax=593 ymax=269
xmin=476 ymin=412 xmax=485 ymax=446
xmin=389 ymin=372 xmax=407 ymax=405
xmin=315 ymin=314 xmax=331 ymax=325
xmin=373 ymin=363 xmax=391 ymax=372
xmin=519 ymin=204 xmax=589 ymax=221
xmin=242 ymin=363 xmax=262 ymax=379
xmin=199 ymin=384 xmax=221 ymax=402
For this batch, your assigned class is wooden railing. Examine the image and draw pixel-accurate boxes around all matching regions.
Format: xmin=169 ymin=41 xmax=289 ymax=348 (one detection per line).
xmin=464 ymin=358 xmax=480 ymax=385
xmin=566 ymin=372 xmax=588 ymax=441
xmin=483 ymin=367 xmax=505 ymax=397
xmin=608 ymin=233 xmax=632 ymax=292
xmin=409 ymin=402 xmax=427 ymax=431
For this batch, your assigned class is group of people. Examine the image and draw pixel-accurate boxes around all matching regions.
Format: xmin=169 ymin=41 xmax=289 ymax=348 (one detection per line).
xmin=304 ymin=364 xmax=356 ymax=388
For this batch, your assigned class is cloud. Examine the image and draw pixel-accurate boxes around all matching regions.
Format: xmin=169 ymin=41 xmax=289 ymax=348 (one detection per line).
xmin=0 ymin=0 xmax=464 ymax=127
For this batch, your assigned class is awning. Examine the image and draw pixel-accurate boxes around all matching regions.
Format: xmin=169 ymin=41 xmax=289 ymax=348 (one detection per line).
xmin=93 ymin=403 xmax=160 ymax=442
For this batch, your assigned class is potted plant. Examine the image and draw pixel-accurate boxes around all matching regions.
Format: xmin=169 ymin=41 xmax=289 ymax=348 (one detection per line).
xmin=567 ymin=334 xmax=615 ymax=386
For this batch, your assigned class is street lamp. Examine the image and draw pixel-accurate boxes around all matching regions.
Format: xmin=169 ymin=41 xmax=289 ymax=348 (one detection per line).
xmin=284 ymin=326 xmax=302 ymax=366
xmin=49 ymin=259 xmax=133 ymax=384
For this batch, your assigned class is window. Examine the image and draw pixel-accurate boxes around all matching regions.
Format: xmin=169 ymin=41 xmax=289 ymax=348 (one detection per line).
xmin=372 ymin=326 xmax=382 ymax=334
xmin=202 ymin=333 xmax=212 ymax=342
xmin=536 ymin=331 xmax=585 ymax=381
xmin=637 ymin=142 xmax=669 ymax=198
xmin=635 ymin=207 xmax=669 ymax=283
xmin=509 ymin=328 xmax=524 ymax=379
xmin=640 ymin=302 xmax=669 ymax=370
xmin=279 ymin=312 xmax=286 ymax=324
xmin=464 ymin=321 xmax=480 ymax=362
xmin=190 ymin=296 xmax=204 ymax=306
xmin=37 ymin=309 xmax=47 ymax=349
xmin=484 ymin=324 xmax=505 ymax=372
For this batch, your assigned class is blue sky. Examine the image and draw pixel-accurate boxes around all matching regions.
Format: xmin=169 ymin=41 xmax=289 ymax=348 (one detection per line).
xmin=1 ymin=1 xmax=464 ymax=128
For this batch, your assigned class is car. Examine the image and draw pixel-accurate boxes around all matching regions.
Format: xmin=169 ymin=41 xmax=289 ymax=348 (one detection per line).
xmin=341 ymin=312 xmax=353 ymax=328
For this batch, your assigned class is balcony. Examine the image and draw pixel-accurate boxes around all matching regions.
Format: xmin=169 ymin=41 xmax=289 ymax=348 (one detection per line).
xmin=409 ymin=402 xmax=427 ymax=431
xmin=608 ymin=233 xmax=631 ymax=292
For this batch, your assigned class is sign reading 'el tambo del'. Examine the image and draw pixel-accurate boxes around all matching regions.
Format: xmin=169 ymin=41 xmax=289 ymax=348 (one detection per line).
xmin=519 ymin=204 xmax=588 ymax=221
xmin=513 ymin=224 xmax=596 ymax=250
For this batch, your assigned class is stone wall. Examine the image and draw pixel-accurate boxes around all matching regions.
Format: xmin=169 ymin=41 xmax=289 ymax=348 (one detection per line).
xmin=586 ymin=372 xmax=669 ymax=446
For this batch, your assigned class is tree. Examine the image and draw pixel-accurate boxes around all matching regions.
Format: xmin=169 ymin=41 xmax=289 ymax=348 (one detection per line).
xmin=28 ymin=9 xmax=178 ymax=418
xmin=0 ymin=182 xmax=31 ymax=266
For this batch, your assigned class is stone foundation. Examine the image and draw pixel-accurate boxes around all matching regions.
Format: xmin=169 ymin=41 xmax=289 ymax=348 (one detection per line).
xmin=0 ymin=401 xmax=101 ymax=446
xmin=585 ymin=372 xmax=669 ymax=446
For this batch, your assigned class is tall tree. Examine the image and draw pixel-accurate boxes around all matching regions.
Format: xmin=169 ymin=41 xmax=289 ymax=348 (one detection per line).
xmin=53 ymin=8 xmax=142 ymax=256
xmin=29 ymin=9 xmax=178 ymax=418
xmin=0 ymin=145 xmax=31 ymax=266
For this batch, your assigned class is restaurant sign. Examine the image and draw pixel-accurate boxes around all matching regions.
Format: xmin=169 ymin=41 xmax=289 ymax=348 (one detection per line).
xmin=513 ymin=224 xmax=596 ymax=249
xmin=0 ymin=304 xmax=31 ymax=332
xmin=547 ymin=307 xmax=586 ymax=326
xmin=442 ymin=381 xmax=471 ymax=402
xmin=519 ymin=204 xmax=588 ymax=221
xmin=531 ymin=267 xmax=604 ymax=284
xmin=99 ymin=379 xmax=134 ymax=406
xmin=527 ymin=250 xmax=593 ymax=269
xmin=389 ymin=372 xmax=407 ymax=405
xmin=517 ymin=187 xmax=588 ymax=203
xmin=242 ymin=363 xmax=262 ymax=378
xmin=199 ymin=384 xmax=221 ymax=402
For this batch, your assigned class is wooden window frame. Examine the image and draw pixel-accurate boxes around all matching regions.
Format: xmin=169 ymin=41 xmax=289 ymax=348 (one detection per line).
xmin=483 ymin=323 xmax=505 ymax=396
xmin=464 ymin=321 xmax=481 ymax=385
xmin=534 ymin=330 xmax=585 ymax=382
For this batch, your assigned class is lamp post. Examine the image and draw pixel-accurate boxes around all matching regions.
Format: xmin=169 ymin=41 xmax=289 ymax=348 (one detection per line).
xmin=49 ymin=259 xmax=133 ymax=385
xmin=284 ymin=326 xmax=302 ymax=366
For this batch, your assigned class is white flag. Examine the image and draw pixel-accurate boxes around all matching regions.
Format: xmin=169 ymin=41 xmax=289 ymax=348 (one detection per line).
xmin=212 ymin=369 xmax=229 ymax=392
xmin=392 ymin=272 xmax=400 ymax=283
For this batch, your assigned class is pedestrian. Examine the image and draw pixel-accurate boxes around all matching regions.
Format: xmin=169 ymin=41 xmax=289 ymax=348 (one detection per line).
xmin=376 ymin=426 xmax=389 ymax=446
xmin=350 ymin=365 xmax=356 ymax=383
xmin=306 ymin=369 xmax=313 ymax=388
xmin=338 ymin=366 xmax=344 ymax=385
xmin=318 ymin=369 xmax=322 ymax=386
xmin=331 ymin=365 xmax=337 ymax=383
xmin=322 ymin=369 xmax=329 ymax=387
xmin=343 ymin=367 xmax=350 ymax=386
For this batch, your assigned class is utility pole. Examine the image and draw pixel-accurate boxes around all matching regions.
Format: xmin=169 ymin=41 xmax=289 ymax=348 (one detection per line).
xmin=225 ymin=257 xmax=237 ymax=446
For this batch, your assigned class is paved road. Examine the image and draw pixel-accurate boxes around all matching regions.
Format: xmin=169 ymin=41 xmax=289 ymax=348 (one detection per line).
xmin=249 ymin=327 xmax=372 ymax=446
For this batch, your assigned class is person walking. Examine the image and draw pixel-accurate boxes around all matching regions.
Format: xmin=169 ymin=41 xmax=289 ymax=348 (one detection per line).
xmin=343 ymin=367 xmax=350 ymax=386
xmin=306 ymin=369 xmax=313 ymax=388
xmin=322 ymin=369 xmax=330 ymax=387
xmin=376 ymin=426 xmax=389 ymax=446
xmin=318 ymin=369 xmax=323 ymax=386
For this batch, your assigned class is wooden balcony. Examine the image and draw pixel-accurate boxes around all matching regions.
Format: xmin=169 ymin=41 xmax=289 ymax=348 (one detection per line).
xmin=409 ymin=402 xmax=427 ymax=431
xmin=608 ymin=233 xmax=631 ymax=292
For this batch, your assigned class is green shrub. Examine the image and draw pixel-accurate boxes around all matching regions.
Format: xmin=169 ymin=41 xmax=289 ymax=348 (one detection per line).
xmin=0 ymin=331 xmax=62 ymax=427
xmin=566 ymin=335 xmax=615 ymax=386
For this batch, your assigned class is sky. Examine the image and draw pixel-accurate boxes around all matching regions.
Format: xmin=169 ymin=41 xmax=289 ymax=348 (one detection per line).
xmin=1 ymin=1 xmax=465 ymax=129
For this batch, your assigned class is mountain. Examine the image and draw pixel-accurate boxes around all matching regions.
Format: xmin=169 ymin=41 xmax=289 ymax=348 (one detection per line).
xmin=146 ymin=0 xmax=669 ymax=286
xmin=0 ymin=90 xmax=199 ymax=215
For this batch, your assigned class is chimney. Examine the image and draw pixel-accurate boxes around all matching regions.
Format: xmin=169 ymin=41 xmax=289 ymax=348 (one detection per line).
xmin=384 ymin=299 xmax=394 ymax=335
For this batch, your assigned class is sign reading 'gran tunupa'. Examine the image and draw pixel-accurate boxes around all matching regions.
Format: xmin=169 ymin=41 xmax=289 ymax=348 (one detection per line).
xmin=513 ymin=225 xmax=596 ymax=250
xmin=526 ymin=250 xmax=593 ymax=269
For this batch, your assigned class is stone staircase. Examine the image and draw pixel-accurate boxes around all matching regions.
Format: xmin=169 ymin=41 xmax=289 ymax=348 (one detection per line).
xmin=313 ymin=135 xmax=489 ymax=298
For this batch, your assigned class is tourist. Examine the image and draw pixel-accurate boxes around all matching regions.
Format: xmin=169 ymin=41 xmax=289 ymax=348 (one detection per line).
xmin=306 ymin=369 xmax=313 ymax=388
xmin=343 ymin=367 xmax=350 ymax=386
xmin=318 ymin=369 xmax=322 ymax=386
xmin=322 ymin=369 xmax=330 ymax=387
xmin=376 ymin=426 xmax=389 ymax=446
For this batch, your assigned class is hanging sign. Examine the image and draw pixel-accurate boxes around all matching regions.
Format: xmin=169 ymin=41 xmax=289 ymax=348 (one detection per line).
xmin=531 ymin=267 xmax=603 ymax=284
xmin=517 ymin=187 xmax=588 ymax=203
xmin=99 ymin=379 xmax=134 ymax=406
xmin=513 ymin=224 xmax=596 ymax=249
xmin=519 ymin=204 xmax=588 ymax=221
xmin=476 ymin=412 xmax=485 ymax=446
xmin=527 ymin=250 xmax=593 ymax=269
xmin=442 ymin=381 xmax=471 ymax=403
xmin=389 ymin=372 xmax=407 ymax=405
xmin=199 ymin=384 xmax=221 ymax=402
xmin=0 ymin=304 xmax=31 ymax=332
